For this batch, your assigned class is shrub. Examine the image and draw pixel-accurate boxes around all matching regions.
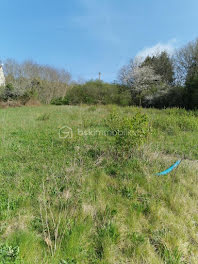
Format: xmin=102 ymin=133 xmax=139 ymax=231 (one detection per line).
xmin=36 ymin=113 xmax=50 ymax=121
xmin=106 ymin=111 xmax=150 ymax=155
xmin=0 ymin=244 xmax=20 ymax=263
xmin=185 ymin=75 xmax=198 ymax=109
xmin=51 ymin=97 xmax=64 ymax=105
xmin=0 ymin=83 xmax=17 ymax=101
xmin=152 ymin=108 xmax=198 ymax=134
xmin=51 ymin=81 xmax=131 ymax=106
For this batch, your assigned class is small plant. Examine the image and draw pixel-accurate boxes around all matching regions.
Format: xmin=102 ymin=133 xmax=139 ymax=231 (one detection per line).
xmin=93 ymin=207 xmax=119 ymax=260
xmin=87 ymin=106 xmax=97 ymax=112
xmin=129 ymin=232 xmax=145 ymax=245
xmin=149 ymin=237 xmax=183 ymax=264
xmin=121 ymin=186 xmax=135 ymax=199
xmin=0 ymin=243 xmax=20 ymax=263
xmin=36 ymin=113 xmax=50 ymax=121
xmin=39 ymin=180 xmax=64 ymax=256
xmin=0 ymin=83 xmax=17 ymax=101
xmin=38 ymin=178 xmax=81 ymax=257
xmin=106 ymin=111 xmax=150 ymax=156
xmin=51 ymin=97 xmax=64 ymax=105
xmin=123 ymin=232 xmax=145 ymax=257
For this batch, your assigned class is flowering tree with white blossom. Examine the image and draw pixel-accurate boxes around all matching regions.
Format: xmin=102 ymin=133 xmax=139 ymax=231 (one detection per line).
xmin=119 ymin=59 xmax=161 ymax=105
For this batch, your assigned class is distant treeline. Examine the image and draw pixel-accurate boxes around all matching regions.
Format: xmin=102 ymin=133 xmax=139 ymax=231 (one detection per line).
xmin=0 ymin=59 xmax=71 ymax=104
xmin=51 ymin=80 xmax=131 ymax=106
xmin=1 ymin=38 xmax=198 ymax=109
xmin=117 ymin=38 xmax=198 ymax=109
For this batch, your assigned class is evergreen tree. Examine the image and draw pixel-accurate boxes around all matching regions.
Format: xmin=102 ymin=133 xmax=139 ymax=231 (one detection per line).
xmin=185 ymin=62 xmax=198 ymax=109
xmin=142 ymin=51 xmax=174 ymax=85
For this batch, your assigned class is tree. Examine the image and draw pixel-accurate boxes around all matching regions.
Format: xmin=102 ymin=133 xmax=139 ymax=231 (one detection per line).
xmin=118 ymin=59 xmax=161 ymax=106
xmin=142 ymin=51 xmax=174 ymax=85
xmin=2 ymin=59 xmax=72 ymax=103
xmin=185 ymin=64 xmax=198 ymax=109
xmin=173 ymin=39 xmax=198 ymax=109
xmin=132 ymin=65 xmax=162 ymax=105
xmin=185 ymin=76 xmax=198 ymax=109
xmin=118 ymin=59 xmax=135 ymax=89
xmin=0 ymin=83 xmax=16 ymax=101
xmin=174 ymin=38 xmax=198 ymax=85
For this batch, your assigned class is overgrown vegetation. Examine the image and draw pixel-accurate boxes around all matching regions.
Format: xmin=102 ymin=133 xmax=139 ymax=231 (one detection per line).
xmin=105 ymin=111 xmax=150 ymax=156
xmin=0 ymin=243 xmax=20 ymax=263
xmin=0 ymin=105 xmax=197 ymax=263
xmin=1 ymin=37 xmax=198 ymax=109
xmin=118 ymin=39 xmax=198 ymax=109
xmin=51 ymin=80 xmax=131 ymax=106
xmin=0 ymin=59 xmax=71 ymax=104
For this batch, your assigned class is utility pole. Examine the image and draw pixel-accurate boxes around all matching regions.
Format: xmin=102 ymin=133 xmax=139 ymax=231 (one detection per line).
xmin=98 ymin=72 xmax=101 ymax=81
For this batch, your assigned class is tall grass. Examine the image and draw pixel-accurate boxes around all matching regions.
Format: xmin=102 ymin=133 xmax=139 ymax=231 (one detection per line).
xmin=0 ymin=105 xmax=197 ymax=263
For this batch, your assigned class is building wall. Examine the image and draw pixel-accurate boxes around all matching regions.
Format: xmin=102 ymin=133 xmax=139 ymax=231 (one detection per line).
xmin=0 ymin=66 xmax=5 ymax=86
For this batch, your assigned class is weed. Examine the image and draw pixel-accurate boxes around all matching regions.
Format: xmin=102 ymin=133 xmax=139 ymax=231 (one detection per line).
xmin=150 ymin=238 xmax=183 ymax=264
xmin=106 ymin=110 xmax=150 ymax=156
xmin=59 ymin=258 xmax=77 ymax=264
xmin=0 ymin=105 xmax=197 ymax=263
xmin=36 ymin=113 xmax=50 ymax=121
xmin=0 ymin=243 xmax=20 ymax=263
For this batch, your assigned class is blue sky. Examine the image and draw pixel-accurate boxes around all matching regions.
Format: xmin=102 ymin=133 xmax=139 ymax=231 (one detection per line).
xmin=0 ymin=0 xmax=198 ymax=82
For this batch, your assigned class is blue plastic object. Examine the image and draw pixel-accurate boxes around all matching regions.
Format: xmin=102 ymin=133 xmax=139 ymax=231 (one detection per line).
xmin=156 ymin=160 xmax=181 ymax=176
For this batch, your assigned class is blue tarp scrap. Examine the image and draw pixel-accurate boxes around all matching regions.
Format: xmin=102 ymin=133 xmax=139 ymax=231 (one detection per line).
xmin=156 ymin=160 xmax=181 ymax=176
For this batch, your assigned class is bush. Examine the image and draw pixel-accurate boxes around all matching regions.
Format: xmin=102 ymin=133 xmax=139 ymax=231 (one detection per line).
xmin=0 ymin=83 xmax=17 ymax=101
xmin=0 ymin=243 xmax=20 ymax=263
xmin=185 ymin=75 xmax=198 ymax=109
xmin=106 ymin=111 xmax=150 ymax=155
xmin=51 ymin=81 xmax=131 ymax=106
xmin=51 ymin=97 xmax=64 ymax=105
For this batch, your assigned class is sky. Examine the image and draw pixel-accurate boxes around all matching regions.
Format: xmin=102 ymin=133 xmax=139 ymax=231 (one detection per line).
xmin=0 ymin=0 xmax=198 ymax=82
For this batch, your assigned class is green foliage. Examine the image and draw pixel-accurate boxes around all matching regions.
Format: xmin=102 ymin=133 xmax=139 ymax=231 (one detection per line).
xmin=121 ymin=186 xmax=135 ymax=199
xmin=3 ymin=59 xmax=71 ymax=104
xmin=0 ymin=244 xmax=20 ymax=264
xmin=51 ymin=80 xmax=131 ymax=106
xmin=87 ymin=106 xmax=97 ymax=112
xmin=123 ymin=232 xmax=145 ymax=257
xmin=59 ymin=259 xmax=77 ymax=264
xmin=36 ymin=113 xmax=50 ymax=121
xmin=0 ymin=83 xmax=17 ymax=101
xmin=50 ymin=97 xmax=64 ymax=105
xmin=93 ymin=207 xmax=119 ymax=260
xmin=185 ymin=74 xmax=198 ymax=109
xmin=0 ymin=105 xmax=197 ymax=263
xmin=151 ymin=85 xmax=185 ymax=108
xmin=142 ymin=51 xmax=174 ymax=84
xmin=106 ymin=111 xmax=150 ymax=154
xmin=0 ymin=189 xmax=24 ymax=221
xmin=153 ymin=108 xmax=198 ymax=134
xmin=129 ymin=232 xmax=145 ymax=246
xmin=149 ymin=238 xmax=183 ymax=264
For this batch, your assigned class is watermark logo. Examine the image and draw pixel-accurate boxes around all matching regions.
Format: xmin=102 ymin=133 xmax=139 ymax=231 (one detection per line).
xmin=59 ymin=126 xmax=73 ymax=139
xmin=59 ymin=125 xmax=132 ymax=139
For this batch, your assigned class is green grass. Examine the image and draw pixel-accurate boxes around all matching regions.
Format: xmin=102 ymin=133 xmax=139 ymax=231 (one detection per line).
xmin=0 ymin=105 xmax=198 ymax=263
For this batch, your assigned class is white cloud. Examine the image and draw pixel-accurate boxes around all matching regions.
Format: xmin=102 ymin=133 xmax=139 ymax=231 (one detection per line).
xmin=136 ymin=39 xmax=177 ymax=60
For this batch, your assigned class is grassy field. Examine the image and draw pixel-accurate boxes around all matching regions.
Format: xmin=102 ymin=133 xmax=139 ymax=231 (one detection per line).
xmin=0 ymin=105 xmax=198 ymax=264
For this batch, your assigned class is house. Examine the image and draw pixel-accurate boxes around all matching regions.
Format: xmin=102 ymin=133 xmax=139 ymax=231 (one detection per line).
xmin=0 ymin=65 xmax=5 ymax=86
